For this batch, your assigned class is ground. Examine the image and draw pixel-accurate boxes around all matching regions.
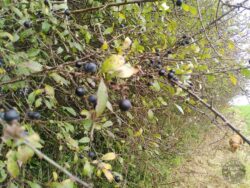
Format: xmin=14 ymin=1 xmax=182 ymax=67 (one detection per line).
xmin=169 ymin=106 xmax=250 ymax=188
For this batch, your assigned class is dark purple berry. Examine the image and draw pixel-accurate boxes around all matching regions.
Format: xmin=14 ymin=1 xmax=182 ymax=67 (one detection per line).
xmin=24 ymin=21 xmax=32 ymax=28
xmin=176 ymin=0 xmax=182 ymax=6
xmin=114 ymin=176 xmax=121 ymax=183
xmin=44 ymin=0 xmax=49 ymax=6
xmin=64 ymin=9 xmax=70 ymax=16
xmin=79 ymin=154 xmax=84 ymax=159
xmin=159 ymin=69 xmax=166 ymax=76
xmin=168 ymin=72 xmax=175 ymax=80
xmin=27 ymin=111 xmax=41 ymax=120
xmin=75 ymin=87 xmax=86 ymax=97
xmin=170 ymin=69 xmax=175 ymax=74
xmin=88 ymin=95 xmax=97 ymax=105
xmin=119 ymin=99 xmax=132 ymax=111
xmin=84 ymin=62 xmax=97 ymax=73
xmin=88 ymin=151 xmax=96 ymax=159
xmin=4 ymin=109 xmax=20 ymax=122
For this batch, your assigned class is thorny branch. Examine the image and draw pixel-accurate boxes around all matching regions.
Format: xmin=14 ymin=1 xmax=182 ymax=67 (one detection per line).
xmin=168 ymin=79 xmax=250 ymax=145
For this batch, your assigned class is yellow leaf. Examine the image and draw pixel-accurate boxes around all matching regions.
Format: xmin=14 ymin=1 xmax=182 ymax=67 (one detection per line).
xmin=101 ymin=41 xmax=109 ymax=50
xmin=53 ymin=171 xmax=58 ymax=181
xmin=99 ymin=162 xmax=112 ymax=170
xmin=102 ymin=169 xmax=114 ymax=182
xmin=118 ymin=13 xmax=126 ymax=20
xmin=17 ymin=145 xmax=34 ymax=164
xmin=134 ymin=128 xmax=143 ymax=137
xmin=115 ymin=64 xmax=139 ymax=78
xmin=44 ymin=85 xmax=55 ymax=96
xmin=122 ymin=37 xmax=132 ymax=50
xmin=101 ymin=55 xmax=125 ymax=73
xmin=0 ymin=68 xmax=6 ymax=74
xmin=101 ymin=152 xmax=117 ymax=161
xmin=80 ymin=110 xmax=91 ymax=119
xmin=230 ymin=74 xmax=237 ymax=85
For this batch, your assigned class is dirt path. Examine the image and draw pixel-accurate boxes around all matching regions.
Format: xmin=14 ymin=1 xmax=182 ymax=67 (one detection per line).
xmin=170 ymin=108 xmax=250 ymax=188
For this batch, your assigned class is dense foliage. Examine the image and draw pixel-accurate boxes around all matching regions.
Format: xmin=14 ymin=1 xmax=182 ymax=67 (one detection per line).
xmin=0 ymin=0 xmax=249 ymax=187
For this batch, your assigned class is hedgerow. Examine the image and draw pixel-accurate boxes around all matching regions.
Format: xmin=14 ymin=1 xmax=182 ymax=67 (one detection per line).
xmin=0 ymin=0 xmax=249 ymax=187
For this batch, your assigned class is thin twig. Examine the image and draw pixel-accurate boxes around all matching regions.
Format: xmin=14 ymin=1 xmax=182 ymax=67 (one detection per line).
xmin=196 ymin=0 xmax=221 ymax=57
xmin=70 ymin=0 xmax=159 ymax=14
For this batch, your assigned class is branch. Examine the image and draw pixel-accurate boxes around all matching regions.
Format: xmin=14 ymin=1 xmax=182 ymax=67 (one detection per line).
xmin=194 ymin=0 xmax=249 ymax=36
xmin=70 ymin=0 xmax=159 ymax=14
xmin=187 ymin=66 xmax=250 ymax=76
xmin=0 ymin=54 xmax=93 ymax=86
xmin=222 ymin=1 xmax=250 ymax=11
xmin=196 ymin=0 xmax=221 ymax=57
xmin=167 ymin=79 xmax=250 ymax=145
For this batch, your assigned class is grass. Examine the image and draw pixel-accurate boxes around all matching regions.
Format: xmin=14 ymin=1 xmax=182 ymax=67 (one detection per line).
xmin=232 ymin=105 xmax=250 ymax=134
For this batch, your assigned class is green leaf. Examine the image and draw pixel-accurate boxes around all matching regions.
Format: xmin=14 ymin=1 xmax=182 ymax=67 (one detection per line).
xmin=73 ymin=42 xmax=83 ymax=51
xmin=7 ymin=183 xmax=18 ymax=188
xmin=95 ymin=79 xmax=108 ymax=117
xmin=103 ymin=26 xmax=113 ymax=35
xmin=57 ymin=47 xmax=64 ymax=54
xmin=151 ymin=81 xmax=161 ymax=92
xmin=207 ymin=75 xmax=215 ymax=83
xmin=28 ymin=89 xmax=43 ymax=105
xmin=11 ymin=7 xmax=23 ymax=18
xmin=0 ymin=32 xmax=13 ymax=41
xmin=82 ymin=119 xmax=93 ymax=131
xmin=44 ymin=99 xmax=52 ymax=109
xmin=79 ymin=137 xmax=90 ymax=144
xmin=85 ymin=31 xmax=91 ymax=43
xmin=27 ymin=181 xmax=42 ymax=188
xmin=103 ymin=121 xmax=113 ymax=128
xmin=60 ymin=179 xmax=75 ymax=188
xmin=83 ymin=161 xmax=93 ymax=177
xmin=241 ymin=69 xmax=250 ymax=78
xmin=42 ymin=21 xmax=51 ymax=33
xmin=0 ymin=161 xmax=7 ymax=183
xmin=27 ymin=49 xmax=40 ymax=58
xmin=35 ymin=98 xmax=43 ymax=108
xmin=50 ymin=73 xmax=70 ymax=86
xmin=7 ymin=152 xmax=19 ymax=178
xmin=62 ymin=107 xmax=77 ymax=117
xmin=147 ymin=110 xmax=154 ymax=120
